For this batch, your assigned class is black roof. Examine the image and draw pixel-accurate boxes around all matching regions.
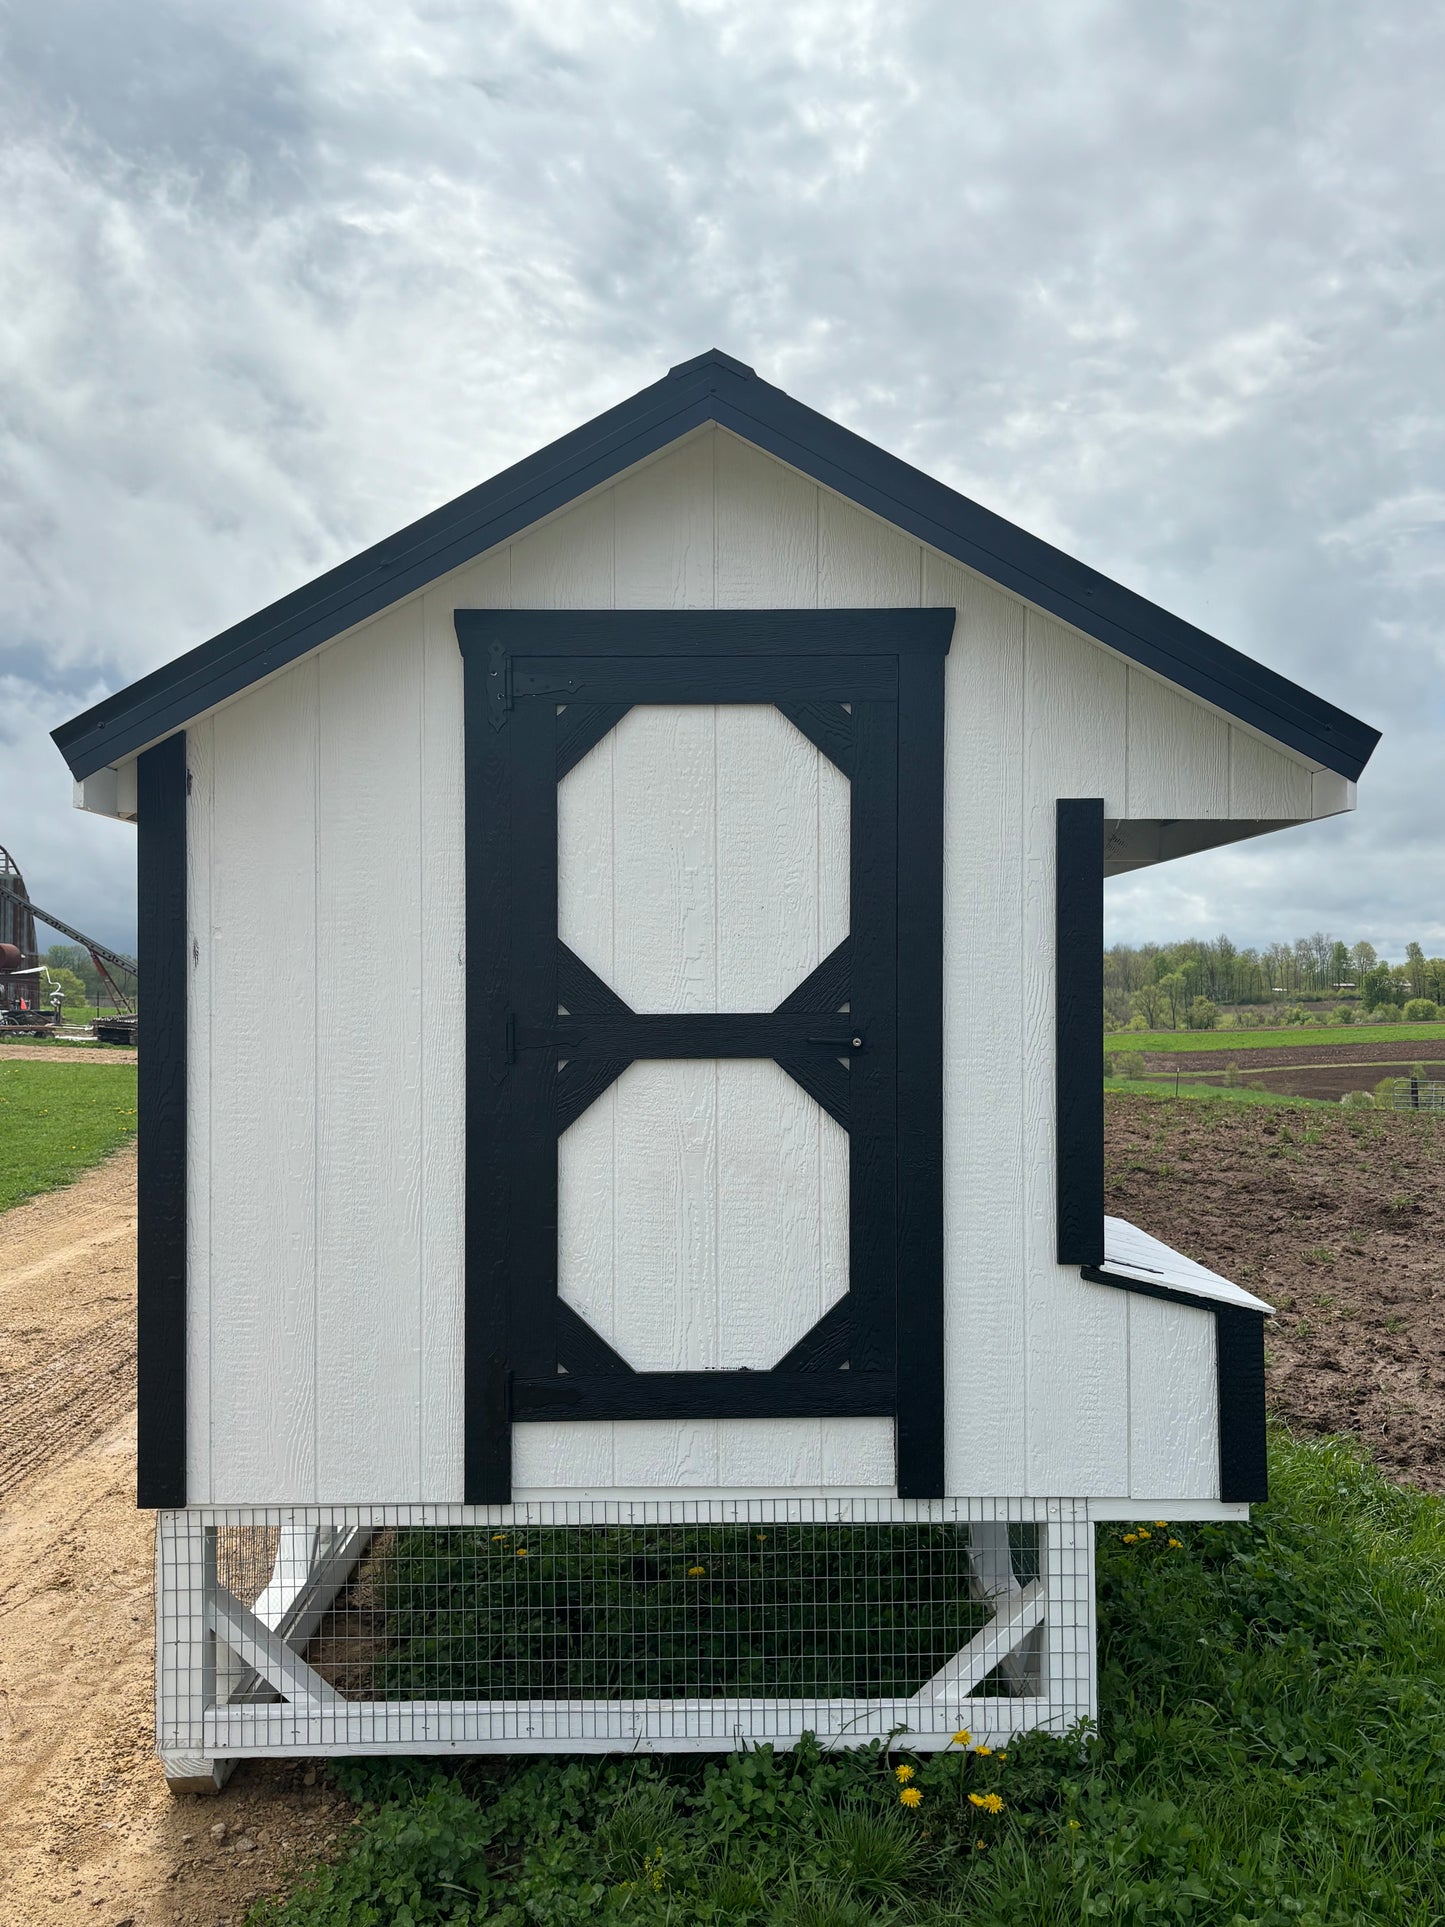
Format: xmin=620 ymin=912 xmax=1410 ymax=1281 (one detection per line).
xmin=53 ymin=349 xmax=1379 ymax=782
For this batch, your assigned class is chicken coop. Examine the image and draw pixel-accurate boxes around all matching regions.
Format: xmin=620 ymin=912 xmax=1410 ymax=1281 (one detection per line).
xmin=52 ymin=351 xmax=1379 ymax=1790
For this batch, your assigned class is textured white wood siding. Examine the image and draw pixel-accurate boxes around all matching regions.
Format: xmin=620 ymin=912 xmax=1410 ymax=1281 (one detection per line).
xmin=186 ymin=424 xmax=1312 ymax=1505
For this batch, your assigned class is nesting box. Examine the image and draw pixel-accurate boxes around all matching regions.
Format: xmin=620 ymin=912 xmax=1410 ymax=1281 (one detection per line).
xmin=55 ymin=352 xmax=1378 ymax=1786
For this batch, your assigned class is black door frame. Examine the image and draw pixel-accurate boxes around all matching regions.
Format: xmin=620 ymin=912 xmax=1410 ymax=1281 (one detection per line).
xmin=458 ymin=610 xmax=952 ymax=1501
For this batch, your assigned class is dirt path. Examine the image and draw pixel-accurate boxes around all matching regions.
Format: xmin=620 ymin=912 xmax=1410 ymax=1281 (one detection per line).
xmin=0 ymin=1043 xmax=137 ymax=1063
xmin=0 ymin=1150 xmax=349 ymax=1926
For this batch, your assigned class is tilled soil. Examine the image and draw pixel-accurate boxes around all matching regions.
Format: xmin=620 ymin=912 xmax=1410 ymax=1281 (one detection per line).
xmin=1143 ymin=1038 xmax=1445 ymax=1072
xmin=1106 ymin=1094 xmax=1445 ymax=1490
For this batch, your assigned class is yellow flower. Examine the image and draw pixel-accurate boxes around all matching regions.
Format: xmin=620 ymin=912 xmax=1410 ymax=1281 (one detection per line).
xmin=1154 ymin=1521 xmax=1168 ymax=1529
xmin=951 ymin=1729 xmax=972 ymax=1747
xmin=899 ymin=1786 xmax=923 ymax=1809
xmin=1137 ymin=1529 xmax=1152 ymax=1541
xmin=688 ymin=1565 xmax=706 ymax=1576
xmin=1168 ymin=1538 xmax=1183 ymax=1550
xmin=516 ymin=1547 xmax=529 ymax=1557
xmin=974 ymin=1840 xmax=987 ymax=1852
xmin=491 ymin=1533 xmax=507 ymax=1541
xmin=1068 ymin=1819 xmax=1081 ymax=1831
xmin=997 ymin=1752 xmax=1008 ymax=1762
xmin=975 ymin=1744 xmax=993 ymax=1757
xmin=969 ymin=1792 xmax=1004 ymax=1814
xmin=894 ymin=1764 xmax=915 ymax=1783
xmin=1122 ymin=1533 xmax=1139 ymax=1545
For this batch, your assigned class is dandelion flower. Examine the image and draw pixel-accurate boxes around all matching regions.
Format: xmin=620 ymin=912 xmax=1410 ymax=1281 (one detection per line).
xmin=491 ymin=1533 xmax=507 ymax=1541
xmin=899 ymin=1786 xmax=923 ymax=1809
xmin=516 ymin=1547 xmax=529 ymax=1557
xmin=1168 ymin=1538 xmax=1183 ymax=1550
xmin=1122 ymin=1533 xmax=1139 ymax=1545
xmin=981 ymin=1793 xmax=1004 ymax=1814
xmin=951 ymin=1729 xmax=972 ymax=1747
xmin=894 ymin=1764 xmax=915 ymax=1783
xmin=974 ymin=1841 xmax=987 ymax=1852
xmin=1154 ymin=1521 xmax=1168 ymax=1529
xmin=997 ymin=1752 xmax=1008 ymax=1762
xmin=687 ymin=1565 xmax=706 ymax=1577
xmin=1137 ymin=1529 xmax=1152 ymax=1541
xmin=975 ymin=1744 xmax=993 ymax=1757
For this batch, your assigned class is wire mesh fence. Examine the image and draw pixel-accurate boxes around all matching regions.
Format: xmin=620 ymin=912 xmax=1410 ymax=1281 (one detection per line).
xmin=159 ymin=1499 xmax=1096 ymax=1758
xmin=1384 ymin=1077 xmax=1445 ymax=1113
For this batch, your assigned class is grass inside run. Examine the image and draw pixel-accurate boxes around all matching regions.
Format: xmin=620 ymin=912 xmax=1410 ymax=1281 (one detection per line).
xmin=0 ymin=1059 xmax=138 ymax=1212
xmin=1106 ymin=1020 xmax=1445 ymax=1054
xmin=256 ymin=1434 xmax=1445 ymax=1927
xmin=1103 ymin=1076 xmax=1336 ymax=1110
xmin=371 ymin=1522 xmax=998 ymax=1701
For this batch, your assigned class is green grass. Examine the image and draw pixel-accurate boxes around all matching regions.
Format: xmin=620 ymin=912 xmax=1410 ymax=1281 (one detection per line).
xmin=1104 ymin=1076 xmax=1337 ymax=1110
xmin=1106 ymin=1021 xmax=1445 ymax=1055
xmin=252 ymin=1433 xmax=1445 ymax=1926
xmin=376 ymin=1522 xmax=990 ymax=1701
xmin=0 ymin=1059 xmax=139 ymax=1212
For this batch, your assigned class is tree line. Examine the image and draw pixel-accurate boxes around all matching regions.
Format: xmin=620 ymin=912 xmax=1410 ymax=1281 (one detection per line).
xmin=1104 ymin=933 xmax=1445 ymax=1031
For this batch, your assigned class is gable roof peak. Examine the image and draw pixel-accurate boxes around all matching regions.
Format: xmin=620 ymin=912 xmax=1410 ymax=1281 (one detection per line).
xmin=667 ymin=348 xmax=756 ymax=381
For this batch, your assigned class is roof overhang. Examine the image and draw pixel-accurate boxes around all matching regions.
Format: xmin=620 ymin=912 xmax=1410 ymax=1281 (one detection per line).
xmin=53 ymin=349 xmax=1381 ymax=784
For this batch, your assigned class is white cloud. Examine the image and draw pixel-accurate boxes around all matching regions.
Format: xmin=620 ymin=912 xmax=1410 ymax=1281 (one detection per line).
xmin=1 ymin=0 xmax=1442 ymax=952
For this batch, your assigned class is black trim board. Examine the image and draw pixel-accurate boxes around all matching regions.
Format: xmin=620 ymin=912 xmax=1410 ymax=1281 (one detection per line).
xmin=1082 ymin=1267 xmax=1269 ymax=1505
xmin=54 ymin=353 xmax=1378 ymax=783
xmin=136 ymin=733 xmax=188 ymax=1509
xmin=1056 ymin=799 xmax=1105 ymax=1268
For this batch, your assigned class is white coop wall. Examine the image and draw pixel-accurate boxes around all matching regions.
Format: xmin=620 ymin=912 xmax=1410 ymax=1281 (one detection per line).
xmin=185 ymin=424 xmax=1312 ymax=1507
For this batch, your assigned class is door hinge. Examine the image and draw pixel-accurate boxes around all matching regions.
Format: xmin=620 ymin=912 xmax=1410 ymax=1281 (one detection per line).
xmin=487 ymin=642 xmax=512 ymax=730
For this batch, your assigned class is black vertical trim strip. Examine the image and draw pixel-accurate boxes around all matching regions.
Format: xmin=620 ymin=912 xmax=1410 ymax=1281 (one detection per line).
xmin=136 ymin=732 xmax=188 ymax=1509
xmin=1056 ymin=799 xmax=1105 ymax=1266
xmin=847 ymin=698 xmax=898 ymax=1383
xmin=895 ymin=646 xmax=948 ymax=1498
xmin=463 ymin=639 xmax=513 ymax=1502
xmin=1215 ymin=1306 xmax=1269 ymax=1502
xmin=509 ymin=697 xmax=560 ymax=1385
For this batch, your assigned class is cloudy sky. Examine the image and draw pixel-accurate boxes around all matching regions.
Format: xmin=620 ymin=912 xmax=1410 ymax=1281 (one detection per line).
xmin=1 ymin=0 xmax=1441 ymax=958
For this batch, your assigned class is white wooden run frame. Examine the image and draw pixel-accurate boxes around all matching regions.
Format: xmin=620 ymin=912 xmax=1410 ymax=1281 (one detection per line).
xmin=156 ymin=1498 xmax=1096 ymax=1787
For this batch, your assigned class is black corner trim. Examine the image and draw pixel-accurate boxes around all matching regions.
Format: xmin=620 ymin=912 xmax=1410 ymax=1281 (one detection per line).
xmin=136 ymin=733 xmax=188 ymax=1509
xmin=1215 ymin=1305 xmax=1269 ymax=1503
xmin=1082 ymin=1266 xmax=1269 ymax=1505
xmin=775 ymin=700 xmax=853 ymax=775
xmin=774 ymin=1294 xmax=854 ymax=1371
xmin=1056 ymin=800 xmax=1105 ymax=1267
xmin=54 ymin=353 xmax=1377 ymax=785
xmin=555 ymin=1302 xmax=636 ymax=1375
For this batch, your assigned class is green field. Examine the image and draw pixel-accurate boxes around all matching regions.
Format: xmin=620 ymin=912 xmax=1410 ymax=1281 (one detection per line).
xmin=0 ymin=1060 xmax=139 ymax=1213
xmin=1107 ymin=1020 xmax=1445 ymax=1055
xmin=254 ymin=1434 xmax=1445 ymax=1927
xmin=1104 ymin=1075 xmax=1336 ymax=1110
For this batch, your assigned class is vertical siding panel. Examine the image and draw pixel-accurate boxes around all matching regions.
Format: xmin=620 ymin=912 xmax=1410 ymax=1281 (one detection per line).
xmin=925 ymin=557 xmax=1028 ymax=1495
xmin=208 ymin=665 xmax=318 ymax=1502
xmin=511 ymin=489 xmax=615 ymax=607
xmin=1126 ymin=670 xmax=1229 ymax=818
xmin=316 ymin=609 xmax=424 ymax=1500
xmin=818 ymin=494 xmax=922 ymax=606
xmin=419 ymin=552 xmax=510 ymax=1500
xmin=613 ymin=431 xmax=716 ymax=608
xmin=1022 ymin=611 xmax=1128 ymax=1495
xmin=184 ymin=716 xmax=213 ymax=1503
xmin=1229 ymin=729 xmax=1314 ymax=818
xmin=1126 ymin=1297 xmax=1217 ymax=1500
xmin=714 ymin=432 xmax=819 ymax=610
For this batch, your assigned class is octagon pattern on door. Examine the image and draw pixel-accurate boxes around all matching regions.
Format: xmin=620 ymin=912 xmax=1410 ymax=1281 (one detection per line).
xmin=458 ymin=609 xmax=952 ymax=1502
